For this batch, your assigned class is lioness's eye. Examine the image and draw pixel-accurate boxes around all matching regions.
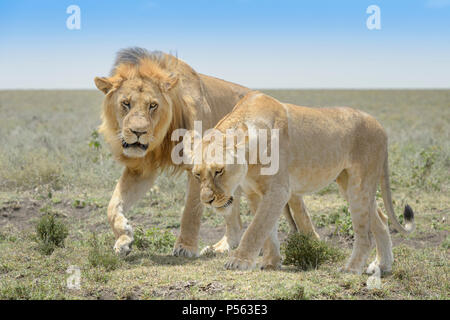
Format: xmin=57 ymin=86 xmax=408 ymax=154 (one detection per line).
xmin=149 ymin=102 xmax=158 ymax=110
xmin=214 ymin=168 xmax=224 ymax=177
xmin=122 ymin=100 xmax=130 ymax=110
xmin=193 ymin=172 xmax=200 ymax=180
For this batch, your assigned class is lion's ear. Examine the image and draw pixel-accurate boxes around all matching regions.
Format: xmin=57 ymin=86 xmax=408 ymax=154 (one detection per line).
xmin=161 ymin=73 xmax=179 ymax=92
xmin=94 ymin=77 xmax=113 ymax=94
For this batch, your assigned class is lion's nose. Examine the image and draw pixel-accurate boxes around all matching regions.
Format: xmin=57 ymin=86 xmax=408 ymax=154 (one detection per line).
xmin=201 ymin=189 xmax=215 ymax=204
xmin=130 ymin=129 xmax=147 ymax=138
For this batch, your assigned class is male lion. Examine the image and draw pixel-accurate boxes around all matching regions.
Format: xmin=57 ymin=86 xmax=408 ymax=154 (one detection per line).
xmin=94 ymin=48 xmax=313 ymax=257
xmin=191 ymin=91 xmax=415 ymax=274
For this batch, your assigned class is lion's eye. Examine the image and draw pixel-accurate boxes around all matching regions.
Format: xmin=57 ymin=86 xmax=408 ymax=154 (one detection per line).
xmin=149 ymin=102 xmax=158 ymax=110
xmin=122 ymin=101 xmax=130 ymax=110
xmin=214 ymin=169 xmax=224 ymax=177
xmin=193 ymin=172 xmax=201 ymax=180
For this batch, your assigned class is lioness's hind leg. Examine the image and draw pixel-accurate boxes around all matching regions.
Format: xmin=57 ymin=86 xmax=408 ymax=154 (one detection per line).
xmin=288 ymin=195 xmax=320 ymax=240
xmin=367 ymin=204 xmax=393 ymax=275
xmin=336 ymin=169 xmax=349 ymax=202
xmin=341 ymin=172 xmax=376 ymax=274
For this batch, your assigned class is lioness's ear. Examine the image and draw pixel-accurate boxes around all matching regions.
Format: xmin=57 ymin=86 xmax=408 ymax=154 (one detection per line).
xmin=94 ymin=77 xmax=113 ymax=94
xmin=161 ymin=73 xmax=179 ymax=92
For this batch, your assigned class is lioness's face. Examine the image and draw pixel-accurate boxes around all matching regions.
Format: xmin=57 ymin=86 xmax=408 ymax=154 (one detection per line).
xmin=113 ymin=79 xmax=172 ymax=158
xmin=192 ymin=162 xmax=247 ymax=211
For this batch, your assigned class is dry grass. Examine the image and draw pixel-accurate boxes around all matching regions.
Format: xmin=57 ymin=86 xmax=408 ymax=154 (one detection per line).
xmin=0 ymin=89 xmax=448 ymax=300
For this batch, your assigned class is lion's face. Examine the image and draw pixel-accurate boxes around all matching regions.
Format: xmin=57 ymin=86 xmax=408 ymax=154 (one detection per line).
xmin=192 ymin=161 xmax=247 ymax=211
xmin=96 ymin=76 xmax=175 ymax=158
xmin=113 ymin=79 xmax=173 ymax=158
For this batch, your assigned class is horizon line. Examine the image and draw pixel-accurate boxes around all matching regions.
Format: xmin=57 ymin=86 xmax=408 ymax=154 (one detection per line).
xmin=1 ymin=87 xmax=449 ymax=91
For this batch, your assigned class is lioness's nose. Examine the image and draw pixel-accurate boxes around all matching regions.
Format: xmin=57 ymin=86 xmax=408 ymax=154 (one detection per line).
xmin=200 ymin=189 xmax=215 ymax=204
xmin=130 ymin=129 xmax=147 ymax=138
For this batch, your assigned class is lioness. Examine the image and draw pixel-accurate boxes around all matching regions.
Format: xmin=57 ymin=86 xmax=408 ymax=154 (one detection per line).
xmin=192 ymin=91 xmax=415 ymax=274
xmin=94 ymin=48 xmax=314 ymax=257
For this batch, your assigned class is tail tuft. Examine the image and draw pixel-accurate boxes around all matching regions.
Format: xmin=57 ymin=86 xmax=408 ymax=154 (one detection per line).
xmin=402 ymin=204 xmax=416 ymax=233
xmin=403 ymin=204 xmax=414 ymax=221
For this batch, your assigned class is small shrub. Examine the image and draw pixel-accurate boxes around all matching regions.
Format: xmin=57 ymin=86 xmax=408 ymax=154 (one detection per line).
xmin=88 ymin=129 xmax=102 ymax=151
xmin=133 ymin=227 xmax=176 ymax=254
xmin=36 ymin=213 xmax=68 ymax=255
xmin=87 ymin=233 xmax=120 ymax=271
xmin=283 ymin=233 xmax=343 ymax=271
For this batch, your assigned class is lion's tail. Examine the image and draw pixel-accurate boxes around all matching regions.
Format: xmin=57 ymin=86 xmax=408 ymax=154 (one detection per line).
xmin=380 ymin=153 xmax=415 ymax=235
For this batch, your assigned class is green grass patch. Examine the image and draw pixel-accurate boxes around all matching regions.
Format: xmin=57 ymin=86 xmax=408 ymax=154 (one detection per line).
xmin=133 ymin=226 xmax=176 ymax=254
xmin=87 ymin=233 xmax=120 ymax=271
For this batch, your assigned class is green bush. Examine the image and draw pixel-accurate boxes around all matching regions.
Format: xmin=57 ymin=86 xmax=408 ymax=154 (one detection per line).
xmin=36 ymin=213 xmax=68 ymax=255
xmin=283 ymin=233 xmax=343 ymax=271
xmin=133 ymin=226 xmax=176 ymax=254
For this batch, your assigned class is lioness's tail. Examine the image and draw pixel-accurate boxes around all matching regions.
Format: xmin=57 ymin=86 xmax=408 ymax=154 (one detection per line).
xmin=380 ymin=153 xmax=416 ymax=235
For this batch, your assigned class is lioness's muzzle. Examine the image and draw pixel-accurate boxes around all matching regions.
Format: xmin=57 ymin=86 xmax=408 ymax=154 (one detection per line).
xmin=220 ymin=196 xmax=234 ymax=208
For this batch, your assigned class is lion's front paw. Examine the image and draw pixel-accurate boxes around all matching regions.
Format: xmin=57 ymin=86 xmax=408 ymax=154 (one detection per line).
xmin=114 ymin=234 xmax=133 ymax=257
xmin=173 ymin=242 xmax=199 ymax=258
xmin=224 ymin=256 xmax=256 ymax=270
xmin=200 ymin=238 xmax=232 ymax=256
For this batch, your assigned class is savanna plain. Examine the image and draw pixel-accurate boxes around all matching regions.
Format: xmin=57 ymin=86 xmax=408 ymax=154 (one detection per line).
xmin=0 ymin=89 xmax=448 ymax=299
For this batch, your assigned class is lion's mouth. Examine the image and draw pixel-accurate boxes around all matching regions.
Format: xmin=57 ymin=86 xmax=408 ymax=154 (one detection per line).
xmin=122 ymin=140 xmax=149 ymax=151
xmin=218 ymin=197 xmax=234 ymax=209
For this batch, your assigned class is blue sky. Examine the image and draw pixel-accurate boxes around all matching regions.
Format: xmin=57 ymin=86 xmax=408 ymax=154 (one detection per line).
xmin=1 ymin=0 xmax=449 ymax=89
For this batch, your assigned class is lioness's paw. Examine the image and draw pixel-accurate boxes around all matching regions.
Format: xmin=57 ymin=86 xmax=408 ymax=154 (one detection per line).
xmin=173 ymin=243 xmax=199 ymax=258
xmin=224 ymin=256 xmax=255 ymax=270
xmin=200 ymin=239 xmax=231 ymax=256
xmin=260 ymin=257 xmax=282 ymax=270
xmin=339 ymin=266 xmax=363 ymax=275
xmin=366 ymin=260 xmax=392 ymax=276
xmin=114 ymin=235 xmax=133 ymax=257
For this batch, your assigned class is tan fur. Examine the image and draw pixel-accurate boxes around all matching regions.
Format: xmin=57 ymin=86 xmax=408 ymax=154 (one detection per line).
xmin=192 ymin=91 xmax=414 ymax=273
xmin=95 ymin=51 xmax=253 ymax=256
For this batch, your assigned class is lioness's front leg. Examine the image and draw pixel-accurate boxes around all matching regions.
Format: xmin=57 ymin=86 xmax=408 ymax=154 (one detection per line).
xmin=225 ymin=184 xmax=289 ymax=270
xmin=108 ymin=168 xmax=156 ymax=256
xmin=201 ymin=188 xmax=243 ymax=255
xmin=173 ymin=172 xmax=204 ymax=257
